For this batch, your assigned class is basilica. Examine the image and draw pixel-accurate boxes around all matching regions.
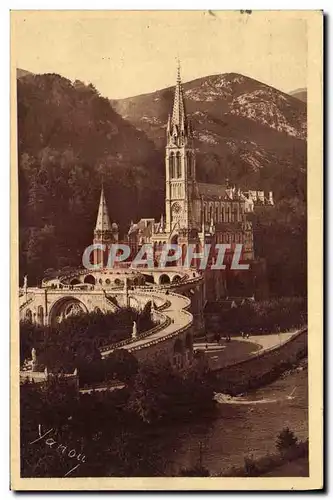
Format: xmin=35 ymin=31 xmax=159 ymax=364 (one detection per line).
xmin=93 ymin=65 xmax=274 ymax=298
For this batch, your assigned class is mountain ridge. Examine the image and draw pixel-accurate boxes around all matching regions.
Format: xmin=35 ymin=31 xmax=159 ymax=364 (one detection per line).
xmin=112 ymin=72 xmax=306 ymax=200
xmin=289 ymin=87 xmax=307 ymax=103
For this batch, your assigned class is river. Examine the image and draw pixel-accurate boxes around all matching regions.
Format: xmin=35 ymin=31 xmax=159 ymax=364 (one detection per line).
xmin=146 ymin=367 xmax=308 ymax=476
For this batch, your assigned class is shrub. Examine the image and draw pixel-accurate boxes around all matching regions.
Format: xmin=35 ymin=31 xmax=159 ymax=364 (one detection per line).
xmin=243 ymin=455 xmax=259 ymax=476
xmin=179 ymin=465 xmax=210 ymax=477
xmin=276 ymin=427 xmax=298 ymax=454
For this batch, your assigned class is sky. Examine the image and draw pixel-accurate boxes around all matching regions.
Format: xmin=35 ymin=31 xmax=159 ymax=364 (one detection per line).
xmin=12 ymin=11 xmax=308 ymax=99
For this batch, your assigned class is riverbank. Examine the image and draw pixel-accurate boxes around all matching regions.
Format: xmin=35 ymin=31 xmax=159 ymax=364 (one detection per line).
xmin=219 ymin=440 xmax=308 ymax=477
xmin=145 ymin=365 xmax=308 ymax=476
xmin=210 ymin=328 xmax=307 ymax=395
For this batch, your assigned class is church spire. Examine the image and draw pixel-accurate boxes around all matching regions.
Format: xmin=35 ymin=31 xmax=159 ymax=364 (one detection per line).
xmin=171 ymin=59 xmax=187 ymax=133
xmin=95 ymin=185 xmax=112 ymax=233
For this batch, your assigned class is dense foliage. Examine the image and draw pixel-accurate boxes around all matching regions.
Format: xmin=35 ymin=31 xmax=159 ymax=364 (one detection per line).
xmin=126 ymin=361 xmax=216 ymax=424
xmin=20 ymin=307 xmax=155 ymax=383
xmin=18 ymin=73 xmax=163 ymax=283
xmin=214 ymin=297 xmax=307 ymax=335
xmin=20 ymin=361 xmax=216 ymax=477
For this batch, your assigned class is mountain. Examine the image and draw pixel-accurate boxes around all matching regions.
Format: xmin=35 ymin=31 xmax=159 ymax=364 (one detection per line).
xmin=17 ymin=71 xmax=163 ymax=280
xmin=112 ymin=73 xmax=307 ymax=201
xmin=17 ymin=68 xmax=33 ymax=79
xmin=289 ymin=88 xmax=307 ymax=103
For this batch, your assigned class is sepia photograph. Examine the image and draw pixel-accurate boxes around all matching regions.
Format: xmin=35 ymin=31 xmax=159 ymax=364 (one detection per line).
xmin=10 ymin=10 xmax=323 ymax=490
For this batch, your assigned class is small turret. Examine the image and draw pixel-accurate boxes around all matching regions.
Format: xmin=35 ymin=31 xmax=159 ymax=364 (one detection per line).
xmin=159 ymin=214 xmax=165 ymax=233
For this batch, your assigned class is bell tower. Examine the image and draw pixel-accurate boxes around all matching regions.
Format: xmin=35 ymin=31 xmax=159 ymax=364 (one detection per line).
xmin=93 ymin=185 xmax=118 ymax=267
xmin=165 ymin=62 xmax=196 ymax=233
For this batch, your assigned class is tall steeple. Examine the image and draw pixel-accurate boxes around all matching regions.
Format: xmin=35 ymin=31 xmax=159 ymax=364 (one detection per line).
xmin=167 ymin=60 xmax=192 ymax=147
xmin=165 ymin=59 xmax=197 ymax=234
xmin=95 ymin=185 xmax=112 ymax=233
xmin=93 ymin=185 xmax=118 ymax=268
xmin=171 ymin=60 xmax=186 ymax=132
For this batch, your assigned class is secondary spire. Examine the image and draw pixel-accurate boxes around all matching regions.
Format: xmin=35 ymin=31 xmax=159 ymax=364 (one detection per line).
xmin=95 ymin=185 xmax=112 ymax=233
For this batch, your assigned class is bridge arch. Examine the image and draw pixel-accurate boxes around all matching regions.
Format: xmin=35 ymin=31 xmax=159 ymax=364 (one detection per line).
xmin=48 ymin=297 xmax=88 ymax=326
xmin=84 ymin=274 xmax=96 ymax=285
xmin=172 ymin=274 xmax=181 ymax=284
xmin=70 ymin=278 xmax=80 ymax=285
xmin=142 ymin=274 xmax=154 ymax=284
xmin=159 ymin=274 xmax=171 ymax=285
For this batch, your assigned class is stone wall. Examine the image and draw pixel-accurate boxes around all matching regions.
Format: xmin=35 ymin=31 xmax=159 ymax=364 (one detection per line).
xmin=212 ymin=328 xmax=307 ymax=395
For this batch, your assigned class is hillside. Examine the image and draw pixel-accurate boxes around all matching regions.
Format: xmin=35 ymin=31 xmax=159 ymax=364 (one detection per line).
xmin=17 ymin=72 xmax=163 ymax=280
xmin=112 ymin=73 xmax=307 ymax=201
xmin=289 ymin=88 xmax=307 ymax=103
xmin=17 ymin=68 xmax=33 ymax=79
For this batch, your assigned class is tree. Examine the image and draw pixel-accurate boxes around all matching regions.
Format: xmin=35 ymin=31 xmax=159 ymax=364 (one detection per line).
xmin=276 ymin=427 xmax=298 ymax=454
xmin=104 ymin=349 xmax=139 ymax=383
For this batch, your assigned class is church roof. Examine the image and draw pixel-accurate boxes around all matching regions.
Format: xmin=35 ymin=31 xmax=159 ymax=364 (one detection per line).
xmin=214 ymin=222 xmax=246 ymax=232
xmin=197 ymin=182 xmax=229 ymax=200
xmin=95 ymin=186 xmax=112 ymax=232
xmin=128 ymin=218 xmax=154 ymax=236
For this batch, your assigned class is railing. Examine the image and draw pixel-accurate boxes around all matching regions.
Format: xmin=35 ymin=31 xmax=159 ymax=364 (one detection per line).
xmin=19 ymin=296 xmax=34 ymax=311
xmin=157 ymin=300 xmax=171 ymax=311
xmin=104 ymin=294 xmax=120 ymax=311
xmin=100 ymin=310 xmax=169 ymax=354
xmin=129 ymin=313 xmax=194 ymax=353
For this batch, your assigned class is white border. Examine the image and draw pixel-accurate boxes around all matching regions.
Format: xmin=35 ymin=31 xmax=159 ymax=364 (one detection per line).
xmin=3 ymin=2 xmax=329 ymax=498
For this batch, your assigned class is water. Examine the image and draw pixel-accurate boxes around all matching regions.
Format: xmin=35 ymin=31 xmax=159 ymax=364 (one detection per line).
xmin=147 ymin=368 xmax=308 ymax=475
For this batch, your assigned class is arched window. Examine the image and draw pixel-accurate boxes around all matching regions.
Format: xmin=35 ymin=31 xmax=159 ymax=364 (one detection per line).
xmin=205 ymin=204 xmax=208 ymax=222
xmin=176 ymin=152 xmax=181 ymax=178
xmin=25 ymin=309 xmax=32 ymax=322
xmin=226 ymin=205 xmax=231 ymax=222
xmin=187 ymin=151 xmax=191 ymax=177
xmin=37 ymin=306 xmax=44 ymax=325
xmin=169 ymin=153 xmax=175 ymax=179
